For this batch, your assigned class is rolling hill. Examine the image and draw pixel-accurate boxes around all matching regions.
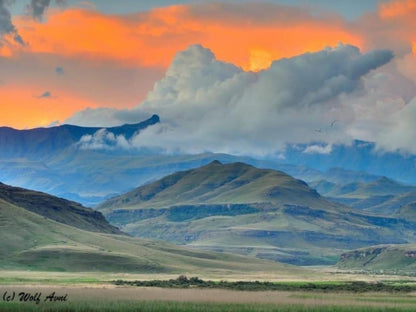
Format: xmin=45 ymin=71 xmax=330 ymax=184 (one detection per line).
xmin=0 ymin=182 xmax=121 ymax=234
xmin=98 ymin=161 xmax=416 ymax=265
xmin=0 ymin=186 xmax=291 ymax=274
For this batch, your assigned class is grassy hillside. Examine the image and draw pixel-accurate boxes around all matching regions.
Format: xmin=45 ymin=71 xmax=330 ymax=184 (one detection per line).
xmin=98 ymin=162 xmax=416 ymax=265
xmin=0 ymin=198 xmax=293 ymax=274
xmin=337 ymin=244 xmax=416 ymax=273
xmin=0 ymin=182 xmax=121 ymax=234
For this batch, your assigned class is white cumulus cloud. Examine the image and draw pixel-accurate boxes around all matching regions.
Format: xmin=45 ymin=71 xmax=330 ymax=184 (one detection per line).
xmin=77 ymin=128 xmax=131 ymax=150
xmin=68 ymin=44 xmax=402 ymax=156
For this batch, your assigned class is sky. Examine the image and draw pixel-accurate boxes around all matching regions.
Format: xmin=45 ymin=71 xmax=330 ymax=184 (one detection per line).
xmin=1 ymin=0 xmax=416 ymax=156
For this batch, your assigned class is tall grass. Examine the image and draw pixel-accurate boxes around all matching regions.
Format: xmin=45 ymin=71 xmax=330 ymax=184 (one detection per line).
xmin=1 ymin=301 xmax=415 ymax=312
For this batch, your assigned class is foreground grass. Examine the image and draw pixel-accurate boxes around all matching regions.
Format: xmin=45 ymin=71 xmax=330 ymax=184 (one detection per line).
xmin=1 ymin=301 xmax=416 ymax=312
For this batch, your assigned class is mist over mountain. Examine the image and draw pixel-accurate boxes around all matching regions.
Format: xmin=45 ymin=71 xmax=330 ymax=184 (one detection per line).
xmin=1 ymin=120 xmax=416 ymax=206
xmin=0 ymin=114 xmax=159 ymax=158
xmin=1 ymin=45 xmax=416 ymax=206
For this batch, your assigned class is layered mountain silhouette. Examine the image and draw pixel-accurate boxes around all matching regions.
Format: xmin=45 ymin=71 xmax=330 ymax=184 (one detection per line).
xmin=2 ymin=115 xmax=416 ymax=208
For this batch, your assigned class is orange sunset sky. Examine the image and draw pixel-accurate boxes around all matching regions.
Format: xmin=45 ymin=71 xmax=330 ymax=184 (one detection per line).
xmin=0 ymin=0 xmax=415 ymax=129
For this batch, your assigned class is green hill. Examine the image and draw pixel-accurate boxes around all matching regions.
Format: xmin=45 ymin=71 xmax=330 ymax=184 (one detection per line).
xmin=0 ymin=182 xmax=121 ymax=234
xmin=98 ymin=161 xmax=416 ymax=265
xmin=337 ymin=244 xmax=416 ymax=273
xmin=0 ymin=197 xmax=292 ymax=274
xmin=99 ymin=161 xmax=327 ymax=210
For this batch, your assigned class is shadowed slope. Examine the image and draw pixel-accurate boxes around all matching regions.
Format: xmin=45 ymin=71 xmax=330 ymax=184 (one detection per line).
xmin=0 ymin=197 xmax=296 ymax=274
xmin=0 ymin=182 xmax=122 ymax=234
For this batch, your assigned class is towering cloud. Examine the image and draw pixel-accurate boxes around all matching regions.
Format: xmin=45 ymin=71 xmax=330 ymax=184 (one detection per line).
xmin=2 ymin=0 xmax=415 ymax=141
xmin=71 ymin=44 xmax=394 ymax=156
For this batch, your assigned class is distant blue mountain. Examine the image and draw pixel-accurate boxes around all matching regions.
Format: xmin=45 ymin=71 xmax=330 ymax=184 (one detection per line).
xmin=1 ymin=116 xmax=415 ymax=206
xmin=282 ymin=141 xmax=416 ymax=184
xmin=0 ymin=114 xmax=160 ymax=158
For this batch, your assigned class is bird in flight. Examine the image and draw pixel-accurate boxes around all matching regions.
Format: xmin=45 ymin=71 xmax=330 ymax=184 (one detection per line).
xmin=315 ymin=120 xmax=338 ymax=134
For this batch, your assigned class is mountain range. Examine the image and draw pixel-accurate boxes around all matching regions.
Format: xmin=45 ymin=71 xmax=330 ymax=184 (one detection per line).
xmin=2 ymin=117 xmax=416 ymax=270
xmin=1 ymin=116 xmax=416 ymax=207
xmin=98 ymin=161 xmax=416 ymax=265
xmin=0 ymin=182 xmax=287 ymax=274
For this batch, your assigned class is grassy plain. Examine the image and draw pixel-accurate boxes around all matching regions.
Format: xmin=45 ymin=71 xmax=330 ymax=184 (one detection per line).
xmin=1 ymin=283 xmax=416 ymax=311
xmin=1 ymin=270 xmax=416 ymax=311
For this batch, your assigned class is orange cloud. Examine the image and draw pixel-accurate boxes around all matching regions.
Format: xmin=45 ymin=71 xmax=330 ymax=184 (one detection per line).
xmin=372 ymin=0 xmax=416 ymax=52
xmin=379 ymin=0 xmax=416 ymax=19
xmin=11 ymin=4 xmax=362 ymax=71
xmin=0 ymin=85 xmax=99 ymax=129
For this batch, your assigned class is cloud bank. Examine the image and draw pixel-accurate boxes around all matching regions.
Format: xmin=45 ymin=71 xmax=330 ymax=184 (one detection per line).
xmin=3 ymin=1 xmax=416 ymax=130
xmin=72 ymin=44 xmax=398 ymax=156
